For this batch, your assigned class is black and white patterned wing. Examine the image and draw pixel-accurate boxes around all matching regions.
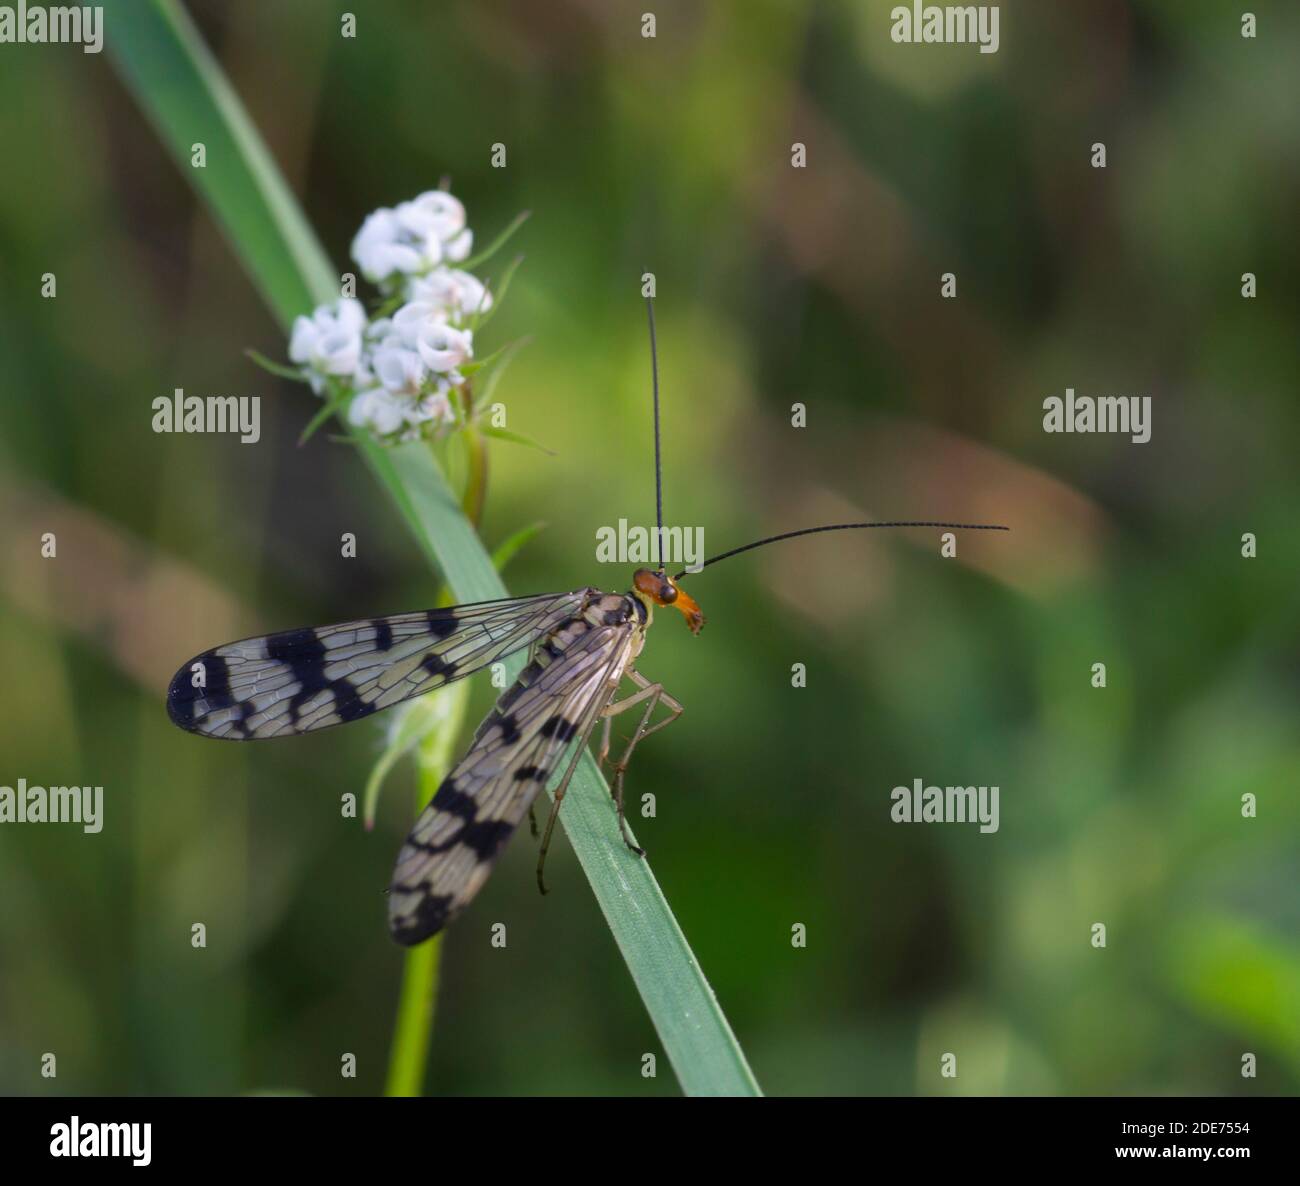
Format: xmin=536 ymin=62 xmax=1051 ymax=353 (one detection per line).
xmin=166 ymin=590 xmax=590 ymax=740
xmin=388 ymin=617 xmax=636 ymax=944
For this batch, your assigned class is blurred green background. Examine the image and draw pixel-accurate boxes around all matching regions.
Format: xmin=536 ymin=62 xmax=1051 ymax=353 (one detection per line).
xmin=1 ymin=0 xmax=1297 ymax=1096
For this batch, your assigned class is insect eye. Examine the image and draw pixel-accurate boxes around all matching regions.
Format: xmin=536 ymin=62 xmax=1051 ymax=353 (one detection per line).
xmin=659 ymin=584 xmax=678 ymax=604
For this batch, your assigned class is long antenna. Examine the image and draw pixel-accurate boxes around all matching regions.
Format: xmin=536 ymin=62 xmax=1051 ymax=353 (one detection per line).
xmin=645 ymin=292 xmax=665 ymax=575
xmin=674 ymin=520 xmax=1010 ymax=581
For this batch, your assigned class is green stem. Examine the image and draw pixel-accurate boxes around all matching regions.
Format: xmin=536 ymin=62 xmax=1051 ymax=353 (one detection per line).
xmin=381 ymin=650 xmax=468 ymax=1095
xmin=384 ymin=755 xmax=448 ymax=1096
xmin=384 ymin=939 xmax=442 ymax=1096
xmin=460 ymin=426 xmax=489 ymax=526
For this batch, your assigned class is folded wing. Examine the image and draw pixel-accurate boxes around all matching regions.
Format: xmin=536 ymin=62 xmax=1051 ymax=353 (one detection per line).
xmin=388 ymin=616 xmax=634 ymax=943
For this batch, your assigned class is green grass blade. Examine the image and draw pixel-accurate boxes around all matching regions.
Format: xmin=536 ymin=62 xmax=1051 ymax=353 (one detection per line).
xmin=108 ymin=0 xmax=760 ymax=1097
xmin=490 ymin=521 xmax=547 ymax=573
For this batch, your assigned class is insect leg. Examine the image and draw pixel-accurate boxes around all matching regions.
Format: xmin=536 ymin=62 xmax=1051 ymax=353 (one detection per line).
xmin=535 ymin=708 xmax=605 ymax=895
xmin=597 ymin=715 xmax=612 ymax=767
xmin=601 ymin=670 xmax=684 ymax=856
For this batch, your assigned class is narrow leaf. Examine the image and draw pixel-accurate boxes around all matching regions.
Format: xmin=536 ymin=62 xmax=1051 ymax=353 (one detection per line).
xmin=479 ymin=425 xmax=556 ymax=456
xmin=490 ymin=521 xmax=547 ymax=573
xmin=460 ymin=209 xmax=531 ymax=271
xmin=474 ymin=337 xmax=529 ymax=412
xmin=472 ymin=253 xmax=523 ymax=334
xmin=297 ymin=383 xmax=354 ymax=447
xmin=246 ymin=348 xmax=310 ymax=383
xmin=361 ymin=683 xmax=470 ymax=830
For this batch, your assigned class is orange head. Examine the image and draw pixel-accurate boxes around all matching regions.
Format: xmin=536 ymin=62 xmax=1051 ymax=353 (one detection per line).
xmin=632 ymin=568 xmax=704 ymax=634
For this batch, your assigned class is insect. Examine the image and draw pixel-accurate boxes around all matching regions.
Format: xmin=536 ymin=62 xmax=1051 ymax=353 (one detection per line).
xmin=166 ymin=298 xmax=1008 ymax=945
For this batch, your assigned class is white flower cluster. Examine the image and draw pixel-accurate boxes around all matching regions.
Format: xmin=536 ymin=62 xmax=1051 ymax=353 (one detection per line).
xmin=287 ymin=190 xmax=494 ymax=442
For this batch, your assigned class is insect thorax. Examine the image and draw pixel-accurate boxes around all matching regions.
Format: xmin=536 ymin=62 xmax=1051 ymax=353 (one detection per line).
xmin=580 ymin=591 xmax=645 ymax=630
xmin=527 ymin=592 xmax=646 ymax=679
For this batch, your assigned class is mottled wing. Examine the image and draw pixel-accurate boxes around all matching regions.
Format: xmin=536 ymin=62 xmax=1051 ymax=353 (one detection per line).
xmin=166 ymin=590 xmax=589 ymax=740
xmin=388 ymin=616 xmax=635 ymax=944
